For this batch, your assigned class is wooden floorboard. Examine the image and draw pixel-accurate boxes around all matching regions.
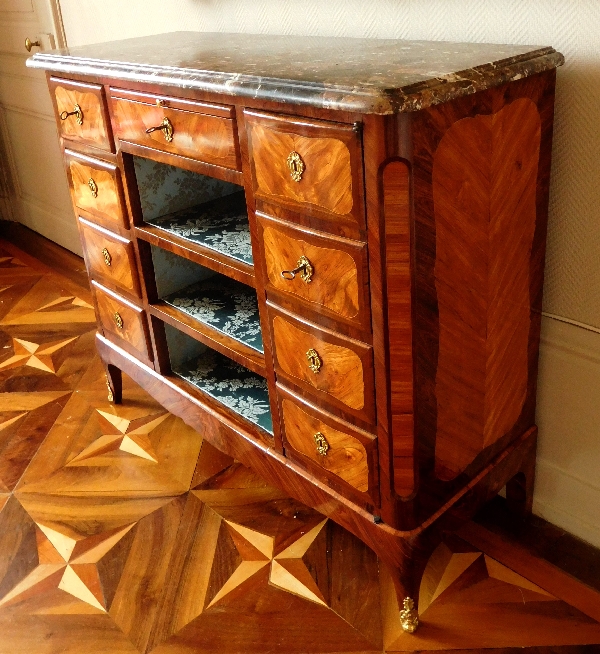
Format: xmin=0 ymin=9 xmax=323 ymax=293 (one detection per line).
xmin=0 ymin=233 xmax=599 ymax=654
xmin=0 ymin=221 xmax=89 ymax=291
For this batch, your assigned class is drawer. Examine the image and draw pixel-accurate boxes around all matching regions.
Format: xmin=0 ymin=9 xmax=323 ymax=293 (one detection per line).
xmin=257 ymin=213 xmax=370 ymax=329
xmin=92 ymin=281 xmax=152 ymax=362
xmin=50 ymin=77 xmax=112 ymax=151
xmin=279 ymin=388 xmax=376 ymax=500
xmin=269 ymin=306 xmax=375 ymax=424
xmin=110 ymin=88 xmax=240 ymax=170
xmin=66 ymin=150 xmax=127 ymax=228
xmin=244 ymin=110 xmax=364 ymax=230
xmin=79 ymin=218 xmax=140 ymax=297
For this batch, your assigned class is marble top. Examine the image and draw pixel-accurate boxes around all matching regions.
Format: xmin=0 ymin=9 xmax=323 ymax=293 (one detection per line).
xmin=27 ymin=32 xmax=563 ymax=114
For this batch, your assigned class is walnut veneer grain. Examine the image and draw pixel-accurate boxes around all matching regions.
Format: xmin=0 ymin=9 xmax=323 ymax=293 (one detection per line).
xmin=50 ymin=77 xmax=113 ymax=151
xmin=92 ymin=281 xmax=152 ymax=362
xmin=79 ymin=217 xmax=140 ymax=297
xmin=66 ymin=150 xmax=127 ymax=229
xmin=245 ymin=110 xmax=364 ymax=232
xmin=280 ymin=395 xmax=372 ymax=495
xmin=111 ymin=88 xmax=240 ymax=171
xmin=269 ymin=307 xmax=375 ymax=425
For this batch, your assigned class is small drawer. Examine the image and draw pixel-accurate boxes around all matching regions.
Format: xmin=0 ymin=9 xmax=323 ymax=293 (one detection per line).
xmin=92 ymin=281 xmax=152 ymax=362
xmin=279 ymin=388 xmax=376 ymax=501
xmin=110 ymin=88 xmax=240 ymax=170
xmin=244 ymin=110 xmax=364 ymax=231
xmin=79 ymin=218 xmax=140 ymax=297
xmin=257 ymin=213 xmax=370 ymax=329
xmin=66 ymin=150 xmax=127 ymax=228
xmin=50 ymin=77 xmax=113 ymax=151
xmin=269 ymin=306 xmax=375 ymax=424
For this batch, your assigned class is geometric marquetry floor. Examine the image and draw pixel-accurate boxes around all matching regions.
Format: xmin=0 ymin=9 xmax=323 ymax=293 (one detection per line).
xmin=0 ymin=236 xmax=600 ymax=654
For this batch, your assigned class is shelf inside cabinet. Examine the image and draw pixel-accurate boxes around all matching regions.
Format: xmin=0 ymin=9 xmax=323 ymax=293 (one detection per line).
xmin=145 ymin=191 xmax=252 ymax=263
xmin=149 ymin=244 xmax=265 ymax=375
xmin=173 ymin=348 xmax=273 ymax=435
xmin=163 ymin=277 xmax=263 ymax=353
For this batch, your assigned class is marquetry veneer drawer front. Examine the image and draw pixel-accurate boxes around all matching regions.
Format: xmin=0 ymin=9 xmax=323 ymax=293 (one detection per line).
xmin=110 ymin=88 xmax=240 ymax=170
xmin=270 ymin=307 xmax=375 ymax=424
xmin=92 ymin=281 xmax=152 ymax=361
xmin=79 ymin=218 xmax=140 ymax=296
xmin=66 ymin=150 xmax=127 ymax=228
xmin=257 ymin=213 xmax=370 ymax=328
xmin=279 ymin=389 xmax=376 ymax=500
xmin=50 ymin=77 xmax=113 ymax=151
xmin=245 ymin=110 xmax=364 ymax=230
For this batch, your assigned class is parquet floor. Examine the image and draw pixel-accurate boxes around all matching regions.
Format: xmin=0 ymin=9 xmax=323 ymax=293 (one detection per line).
xmin=0 ymin=234 xmax=599 ymax=654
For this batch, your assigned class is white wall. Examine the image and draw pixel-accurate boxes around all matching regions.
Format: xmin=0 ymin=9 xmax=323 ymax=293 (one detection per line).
xmin=58 ymin=0 xmax=600 ymax=547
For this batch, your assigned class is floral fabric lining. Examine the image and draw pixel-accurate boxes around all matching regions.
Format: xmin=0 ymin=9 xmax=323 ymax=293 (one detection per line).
xmin=175 ymin=351 xmax=272 ymax=434
xmin=163 ymin=278 xmax=263 ymax=353
xmin=146 ymin=192 xmax=253 ymax=265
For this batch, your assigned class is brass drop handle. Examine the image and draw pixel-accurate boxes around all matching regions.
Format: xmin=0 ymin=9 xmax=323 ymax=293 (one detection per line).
xmin=281 ymin=255 xmax=313 ymax=283
xmin=145 ymin=116 xmax=174 ymax=142
xmin=60 ymin=104 xmax=83 ymax=125
xmin=25 ymin=37 xmax=41 ymax=52
xmin=102 ymin=248 xmax=111 ymax=266
xmin=306 ymin=348 xmax=322 ymax=374
xmin=114 ymin=312 xmax=124 ymax=329
xmin=313 ymin=432 xmax=329 ymax=456
xmin=88 ymin=178 xmax=98 ymax=198
xmin=287 ymin=150 xmax=305 ymax=182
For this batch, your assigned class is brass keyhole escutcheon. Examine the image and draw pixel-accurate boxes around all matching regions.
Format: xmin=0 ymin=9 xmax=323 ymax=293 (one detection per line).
xmin=287 ymin=151 xmax=305 ymax=182
xmin=113 ymin=312 xmax=124 ymax=329
xmin=145 ymin=116 xmax=174 ymax=143
xmin=102 ymin=248 xmax=112 ymax=266
xmin=281 ymin=255 xmax=313 ymax=284
xmin=88 ymin=177 xmax=98 ymax=198
xmin=306 ymin=348 xmax=322 ymax=374
xmin=59 ymin=104 xmax=83 ymax=125
xmin=313 ymin=432 xmax=329 ymax=456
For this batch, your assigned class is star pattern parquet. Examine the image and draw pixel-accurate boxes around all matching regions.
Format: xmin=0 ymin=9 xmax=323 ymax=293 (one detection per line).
xmin=0 ymin=237 xmax=599 ymax=654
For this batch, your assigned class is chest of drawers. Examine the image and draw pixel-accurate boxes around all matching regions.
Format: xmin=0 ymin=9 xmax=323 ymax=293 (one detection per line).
xmin=29 ymin=32 xmax=563 ymax=634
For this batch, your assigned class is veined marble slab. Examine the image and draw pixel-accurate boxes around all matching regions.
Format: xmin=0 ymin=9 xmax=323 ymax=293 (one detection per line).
xmin=27 ymin=32 xmax=563 ymax=114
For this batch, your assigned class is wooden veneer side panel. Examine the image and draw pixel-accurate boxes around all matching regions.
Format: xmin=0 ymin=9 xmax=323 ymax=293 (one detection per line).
xmin=411 ymin=71 xmax=557 ymax=522
xmin=382 ymin=160 xmax=416 ymax=498
xmin=433 ymin=97 xmax=541 ymax=481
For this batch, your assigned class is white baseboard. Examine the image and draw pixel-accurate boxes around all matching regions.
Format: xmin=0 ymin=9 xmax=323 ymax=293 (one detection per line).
xmin=534 ymin=315 xmax=600 ymax=548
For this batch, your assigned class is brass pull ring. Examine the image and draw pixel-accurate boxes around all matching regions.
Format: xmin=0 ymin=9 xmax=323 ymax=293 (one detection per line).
xmin=113 ymin=312 xmax=123 ymax=329
xmin=60 ymin=104 xmax=83 ymax=125
xmin=146 ymin=116 xmax=174 ymax=143
xmin=287 ymin=151 xmax=305 ymax=182
xmin=25 ymin=37 xmax=41 ymax=52
xmin=313 ymin=432 xmax=329 ymax=456
xmin=88 ymin=177 xmax=98 ymax=198
xmin=281 ymin=255 xmax=313 ymax=284
xmin=306 ymin=348 xmax=322 ymax=374
xmin=102 ymin=248 xmax=111 ymax=267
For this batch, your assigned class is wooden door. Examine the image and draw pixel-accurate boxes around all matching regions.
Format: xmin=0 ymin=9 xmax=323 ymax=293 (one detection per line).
xmin=0 ymin=0 xmax=78 ymax=253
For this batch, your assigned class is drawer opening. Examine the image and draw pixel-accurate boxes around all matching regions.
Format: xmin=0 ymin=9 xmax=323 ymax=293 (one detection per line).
xmin=132 ymin=156 xmax=252 ymax=265
xmin=150 ymin=245 xmax=264 ymax=356
xmin=163 ymin=323 xmax=273 ymax=436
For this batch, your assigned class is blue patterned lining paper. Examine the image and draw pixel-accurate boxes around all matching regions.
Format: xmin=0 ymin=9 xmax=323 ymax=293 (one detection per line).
xmin=174 ymin=350 xmax=272 ymax=434
xmin=145 ymin=192 xmax=253 ymax=265
xmin=163 ymin=278 xmax=263 ymax=353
